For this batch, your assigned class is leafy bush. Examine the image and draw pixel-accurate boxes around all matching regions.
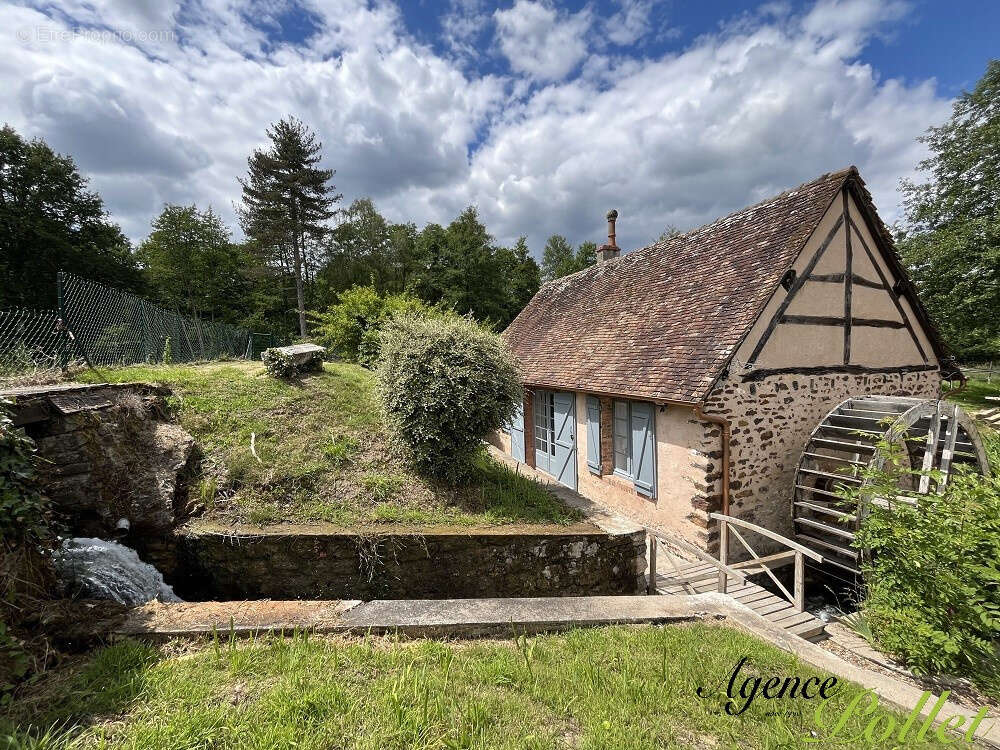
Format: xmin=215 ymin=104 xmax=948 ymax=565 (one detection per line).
xmin=0 ymin=398 xmax=51 ymax=546
xmin=309 ymin=285 xmax=444 ymax=366
xmin=261 ymin=348 xmax=322 ymax=379
xmin=1 ymin=398 xmax=56 ymax=701
xmin=377 ymin=315 xmax=521 ymax=483
xmin=846 ymin=436 xmax=1000 ymax=695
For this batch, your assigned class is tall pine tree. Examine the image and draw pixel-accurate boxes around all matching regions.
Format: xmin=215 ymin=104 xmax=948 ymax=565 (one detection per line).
xmin=238 ymin=117 xmax=340 ymax=336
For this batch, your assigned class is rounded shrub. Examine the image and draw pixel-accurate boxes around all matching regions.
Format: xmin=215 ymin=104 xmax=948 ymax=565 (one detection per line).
xmin=377 ymin=315 xmax=521 ymax=483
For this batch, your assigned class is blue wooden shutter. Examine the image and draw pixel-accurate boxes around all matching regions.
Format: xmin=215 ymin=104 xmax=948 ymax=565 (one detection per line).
xmin=630 ymin=402 xmax=656 ymax=498
xmin=586 ymin=396 xmax=600 ymax=473
xmin=510 ymin=402 xmax=525 ymax=463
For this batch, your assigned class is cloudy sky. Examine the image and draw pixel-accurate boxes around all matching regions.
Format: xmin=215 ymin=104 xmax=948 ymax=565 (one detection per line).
xmin=2 ymin=0 xmax=997 ymax=254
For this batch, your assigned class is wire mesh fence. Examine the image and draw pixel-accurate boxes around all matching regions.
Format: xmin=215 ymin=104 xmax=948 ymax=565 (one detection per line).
xmin=0 ymin=308 xmax=78 ymax=376
xmin=0 ymin=272 xmax=275 ymax=376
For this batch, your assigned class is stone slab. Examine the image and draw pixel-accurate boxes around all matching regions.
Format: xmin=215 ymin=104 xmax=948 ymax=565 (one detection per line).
xmin=336 ymin=595 xmax=708 ymax=636
xmin=118 ymin=599 xmax=360 ymax=637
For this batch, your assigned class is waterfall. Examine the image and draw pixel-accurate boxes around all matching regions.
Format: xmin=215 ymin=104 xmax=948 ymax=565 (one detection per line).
xmin=53 ymin=537 xmax=182 ymax=607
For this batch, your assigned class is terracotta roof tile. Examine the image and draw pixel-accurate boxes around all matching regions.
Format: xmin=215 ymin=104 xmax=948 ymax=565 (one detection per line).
xmin=503 ymin=167 xmax=855 ymax=403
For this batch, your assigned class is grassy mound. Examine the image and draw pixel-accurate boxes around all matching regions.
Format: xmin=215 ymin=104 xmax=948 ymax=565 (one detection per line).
xmin=78 ymin=361 xmax=577 ymax=528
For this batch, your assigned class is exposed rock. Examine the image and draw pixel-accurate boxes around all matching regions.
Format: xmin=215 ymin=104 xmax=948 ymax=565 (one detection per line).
xmin=3 ymin=383 xmax=198 ymax=538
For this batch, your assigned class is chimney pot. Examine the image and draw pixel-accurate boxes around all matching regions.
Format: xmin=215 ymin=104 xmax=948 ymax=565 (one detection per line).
xmin=596 ymin=208 xmax=620 ymax=263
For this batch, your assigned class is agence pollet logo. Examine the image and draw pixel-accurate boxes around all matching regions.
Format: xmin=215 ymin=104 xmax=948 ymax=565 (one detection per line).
xmin=697 ymin=657 xmax=992 ymax=744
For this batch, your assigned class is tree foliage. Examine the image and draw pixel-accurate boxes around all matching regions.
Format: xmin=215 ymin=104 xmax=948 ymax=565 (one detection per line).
xmin=238 ymin=117 xmax=341 ymax=336
xmin=138 ymin=204 xmax=250 ymax=324
xmin=540 ymin=235 xmax=595 ymax=281
xmin=376 ymin=315 xmax=521 ymax=483
xmin=406 ymin=207 xmax=539 ymax=327
xmin=0 ymin=125 xmax=141 ymax=309
xmin=310 ymin=285 xmax=443 ymax=366
xmin=1 ymin=122 xmax=542 ymax=343
xmin=897 ymin=60 xmax=1000 ymax=360
xmin=844 ymin=433 xmax=1000 ymax=696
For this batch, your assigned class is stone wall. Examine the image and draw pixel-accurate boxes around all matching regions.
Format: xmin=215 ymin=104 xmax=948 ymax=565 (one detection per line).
xmin=5 ymin=383 xmax=197 ymax=538
xmin=172 ymin=523 xmax=646 ymax=601
xmin=698 ymin=369 xmax=941 ymax=551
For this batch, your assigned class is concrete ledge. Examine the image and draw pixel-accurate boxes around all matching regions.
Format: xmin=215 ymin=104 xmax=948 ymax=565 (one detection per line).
xmin=114 ymin=594 xmax=999 ymax=748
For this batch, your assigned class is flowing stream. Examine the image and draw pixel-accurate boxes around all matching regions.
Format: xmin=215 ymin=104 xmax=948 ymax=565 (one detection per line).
xmin=53 ymin=537 xmax=182 ymax=607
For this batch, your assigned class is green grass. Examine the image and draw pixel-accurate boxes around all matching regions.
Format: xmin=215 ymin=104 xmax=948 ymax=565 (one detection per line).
xmin=944 ymin=376 xmax=1000 ymax=412
xmin=77 ymin=361 xmax=577 ymax=528
xmin=944 ymin=377 xmax=1000 ymax=470
xmin=1 ymin=624 xmax=970 ymax=750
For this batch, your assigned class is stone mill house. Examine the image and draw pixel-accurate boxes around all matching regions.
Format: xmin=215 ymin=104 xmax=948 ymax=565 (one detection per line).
xmin=492 ymin=167 xmax=953 ymax=554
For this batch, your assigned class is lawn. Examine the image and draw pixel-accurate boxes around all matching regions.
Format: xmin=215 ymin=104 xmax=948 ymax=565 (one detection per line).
xmin=77 ymin=361 xmax=577 ymax=528
xmin=944 ymin=376 xmax=1000 ymax=469
xmin=2 ymin=624 xmax=966 ymax=750
xmin=944 ymin=376 xmax=1000 ymax=412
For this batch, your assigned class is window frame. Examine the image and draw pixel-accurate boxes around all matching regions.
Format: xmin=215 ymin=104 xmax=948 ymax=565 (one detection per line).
xmin=610 ymin=399 xmax=657 ymax=499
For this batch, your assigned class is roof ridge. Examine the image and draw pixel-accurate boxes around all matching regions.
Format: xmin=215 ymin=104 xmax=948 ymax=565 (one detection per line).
xmin=637 ymin=165 xmax=856 ymax=255
xmin=536 ymin=166 xmax=856 ymax=292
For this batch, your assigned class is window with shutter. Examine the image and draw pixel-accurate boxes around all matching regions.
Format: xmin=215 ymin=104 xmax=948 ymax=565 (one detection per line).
xmin=613 ymin=400 xmax=630 ymax=476
xmin=586 ymin=396 xmax=600 ymax=474
xmin=630 ymin=402 xmax=656 ymax=498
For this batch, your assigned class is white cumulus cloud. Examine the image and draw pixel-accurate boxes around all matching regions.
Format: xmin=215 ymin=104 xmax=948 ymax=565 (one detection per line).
xmin=0 ymin=0 xmax=952 ymax=257
xmin=493 ymin=1 xmax=592 ymax=82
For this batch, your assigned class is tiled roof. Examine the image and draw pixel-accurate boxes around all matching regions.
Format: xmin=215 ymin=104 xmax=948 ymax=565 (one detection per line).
xmin=502 ymin=167 xmax=857 ymax=403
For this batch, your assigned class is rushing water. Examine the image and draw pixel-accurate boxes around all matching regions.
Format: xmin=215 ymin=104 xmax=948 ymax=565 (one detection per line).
xmin=53 ymin=537 xmax=182 ymax=607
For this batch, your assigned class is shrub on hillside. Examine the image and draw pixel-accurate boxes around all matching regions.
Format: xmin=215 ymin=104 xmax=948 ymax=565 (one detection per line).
xmin=310 ymin=286 xmax=442 ymax=367
xmin=846 ymin=436 xmax=1000 ymax=696
xmin=376 ymin=315 xmax=521 ymax=483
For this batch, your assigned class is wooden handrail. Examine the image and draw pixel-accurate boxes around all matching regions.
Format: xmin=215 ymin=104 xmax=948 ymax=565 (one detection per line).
xmin=647 ymin=530 xmax=748 ymax=584
xmin=708 ymin=513 xmax=824 ymax=562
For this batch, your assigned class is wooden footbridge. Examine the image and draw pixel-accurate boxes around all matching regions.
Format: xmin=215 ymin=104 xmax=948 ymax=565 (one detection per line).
xmin=647 ymin=514 xmax=828 ymax=642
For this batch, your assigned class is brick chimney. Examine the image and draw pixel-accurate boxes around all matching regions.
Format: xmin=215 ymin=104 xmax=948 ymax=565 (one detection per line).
xmin=596 ymin=209 xmax=620 ymax=263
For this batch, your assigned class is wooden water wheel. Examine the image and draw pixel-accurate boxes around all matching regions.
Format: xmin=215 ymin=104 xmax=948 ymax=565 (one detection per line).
xmin=791 ymin=396 xmax=990 ymax=576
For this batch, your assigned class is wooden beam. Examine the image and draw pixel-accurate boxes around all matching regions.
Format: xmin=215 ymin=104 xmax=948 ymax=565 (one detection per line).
xmin=918 ymin=402 xmax=942 ymax=493
xmin=852 ymin=317 xmax=906 ymax=329
xmin=851 ymin=275 xmax=884 ymax=289
xmin=806 ymin=272 xmax=883 ymax=289
xmin=807 ymin=272 xmax=845 ymax=283
xmin=938 ymin=404 xmax=960 ymax=489
xmin=843 ymin=188 xmax=853 ymax=366
xmin=848 ymin=217 xmax=929 ymax=362
xmin=781 ymin=315 xmax=844 ymax=326
xmin=746 ymin=214 xmax=844 ymax=365
xmin=779 ymin=315 xmax=906 ymax=329
xmin=742 ymin=363 xmax=938 ymax=381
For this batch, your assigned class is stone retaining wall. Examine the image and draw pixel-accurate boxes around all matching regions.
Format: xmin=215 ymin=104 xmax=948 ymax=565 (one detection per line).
xmin=172 ymin=524 xmax=646 ymax=601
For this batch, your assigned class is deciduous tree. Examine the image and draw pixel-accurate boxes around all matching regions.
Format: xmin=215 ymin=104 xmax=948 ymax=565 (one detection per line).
xmin=0 ymin=125 xmax=141 ymax=308
xmin=897 ymin=60 xmax=1000 ymax=359
xmin=541 ymin=235 xmax=595 ymax=281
